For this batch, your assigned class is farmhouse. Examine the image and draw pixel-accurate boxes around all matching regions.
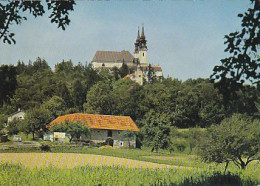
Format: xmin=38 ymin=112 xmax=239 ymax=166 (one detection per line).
xmin=49 ymin=113 xmax=139 ymax=148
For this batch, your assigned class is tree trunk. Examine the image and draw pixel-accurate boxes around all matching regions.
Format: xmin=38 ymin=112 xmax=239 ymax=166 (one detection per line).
xmin=224 ymin=161 xmax=229 ymax=174
xmin=32 ymin=132 xmax=35 ymax=140
xmin=240 ymin=161 xmax=246 ymax=169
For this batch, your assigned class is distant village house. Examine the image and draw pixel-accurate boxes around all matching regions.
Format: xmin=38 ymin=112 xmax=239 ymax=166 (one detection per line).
xmin=7 ymin=108 xmax=25 ymax=123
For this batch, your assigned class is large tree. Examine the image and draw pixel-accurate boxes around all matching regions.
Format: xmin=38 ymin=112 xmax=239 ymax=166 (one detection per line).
xmin=199 ymin=114 xmax=260 ymax=172
xmin=211 ymin=0 xmax=259 ymax=98
xmin=21 ymin=108 xmax=52 ymax=139
xmin=0 ymin=1 xmax=75 ymax=44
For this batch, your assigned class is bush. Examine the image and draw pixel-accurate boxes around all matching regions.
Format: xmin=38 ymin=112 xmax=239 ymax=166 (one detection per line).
xmin=40 ymin=144 xmax=51 ymax=152
xmin=100 ymin=145 xmax=113 ymax=149
xmin=105 ymin=137 xmax=114 ymax=147
xmin=170 ymin=139 xmax=187 ymax=152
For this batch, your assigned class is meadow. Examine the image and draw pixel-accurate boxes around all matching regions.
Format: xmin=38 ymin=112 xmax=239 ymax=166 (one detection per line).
xmin=0 ymin=147 xmax=259 ymax=185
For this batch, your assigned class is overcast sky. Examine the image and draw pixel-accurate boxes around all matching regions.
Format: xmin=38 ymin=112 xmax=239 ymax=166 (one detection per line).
xmin=0 ymin=0 xmax=251 ymax=80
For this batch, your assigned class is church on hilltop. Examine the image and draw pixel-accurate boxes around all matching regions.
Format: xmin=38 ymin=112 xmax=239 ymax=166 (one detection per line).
xmin=91 ymin=26 xmax=163 ymax=85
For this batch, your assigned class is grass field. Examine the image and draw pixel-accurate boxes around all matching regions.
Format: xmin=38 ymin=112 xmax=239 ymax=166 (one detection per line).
xmin=0 ymin=148 xmax=259 ymax=185
xmin=0 ymin=153 xmax=182 ymax=169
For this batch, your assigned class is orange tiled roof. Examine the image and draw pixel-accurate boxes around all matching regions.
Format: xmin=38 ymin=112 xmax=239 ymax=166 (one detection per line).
xmin=48 ymin=113 xmax=139 ymax=132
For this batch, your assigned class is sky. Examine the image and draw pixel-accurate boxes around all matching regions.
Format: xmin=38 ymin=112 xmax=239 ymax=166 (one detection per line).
xmin=0 ymin=0 xmax=252 ymax=80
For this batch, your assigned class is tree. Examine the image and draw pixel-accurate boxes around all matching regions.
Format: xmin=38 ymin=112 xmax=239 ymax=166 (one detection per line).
xmin=0 ymin=1 xmax=75 ymax=44
xmin=173 ymin=85 xmax=200 ymax=128
xmin=41 ymin=96 xmax=66 ymax=120
xmin=141 ymin=111 xmax=171 ymax=152
xmin=0 ymin=114 xmax=7 ymax=131
xmin=56 ymin=82 xmax=73 ymax=108
xmin=6 ymin=118 xmax=20 ymax=135
xmin=49 ymin=120 xmax=89 ymax=143
xmin=0 ymin=65 xmax=17 ymax=106
xmin=21 ymin=108 xmax=52 ymax=140
xmin=84 ymin=81 xmax=113 ymax=114
xmin=196 ymin=81 xmax=225 ymax=127
xmin=147 ymin=64 xmax=156 ymax=84
xmin=119 ymin=62 xmax=130 ymax=78
xmin=111 ymin=66 xmax=121 ymax=80
xmin=111 ymin=79 xmax=141 ymax=120
xmin=199 ymin=114 xmax=260 ymax=172
xmin=72 ymin=80 xmax=86 ymax=111
xmin=211 ymin=0 xmax=260 ymax=98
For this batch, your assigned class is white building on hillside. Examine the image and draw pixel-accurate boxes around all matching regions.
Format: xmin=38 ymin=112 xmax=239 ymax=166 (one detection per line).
xmin=91 ymin=26 xmax=163 ymax=85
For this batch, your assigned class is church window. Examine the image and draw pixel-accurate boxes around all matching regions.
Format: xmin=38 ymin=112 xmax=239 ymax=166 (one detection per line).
xmin=143 ymin=53 xmax=144 ymax=57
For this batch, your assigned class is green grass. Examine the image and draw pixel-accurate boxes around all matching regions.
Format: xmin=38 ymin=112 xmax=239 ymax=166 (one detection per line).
xmin=0 ymin=163 xmax=258 ymax=186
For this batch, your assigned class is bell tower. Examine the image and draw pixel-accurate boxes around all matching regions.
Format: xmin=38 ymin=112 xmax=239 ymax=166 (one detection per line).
xmin=134 ymin=25 xmax=148 ymax=66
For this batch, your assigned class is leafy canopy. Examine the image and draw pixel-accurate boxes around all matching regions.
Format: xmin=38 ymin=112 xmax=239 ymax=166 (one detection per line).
xmin=199 ymin=114 xmax=260 ymax=170
xmin=211 ymin=0 xmax=259 ymax=95
xmin=0 ymin=1 xmax=75 ymax=44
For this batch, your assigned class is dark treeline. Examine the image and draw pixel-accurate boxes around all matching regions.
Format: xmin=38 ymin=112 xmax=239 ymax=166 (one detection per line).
xmin=0 ymin=58 xmax=259 ymax=130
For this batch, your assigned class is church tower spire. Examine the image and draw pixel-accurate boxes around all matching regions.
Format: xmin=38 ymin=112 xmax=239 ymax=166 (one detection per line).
xmin=139 ymin=25 xmax=147 ymax=50
xmin=141 ymin=25 xmax=145 ymax=39
xmin=134 ymin=27 xmax=140 ymax=54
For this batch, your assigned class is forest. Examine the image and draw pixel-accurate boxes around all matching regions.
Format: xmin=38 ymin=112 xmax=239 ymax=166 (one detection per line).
xmin=0 ymin=59 xmax=259 ymax=144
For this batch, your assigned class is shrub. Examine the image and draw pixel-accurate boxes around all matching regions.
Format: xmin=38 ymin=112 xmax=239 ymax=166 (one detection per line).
xmin=105 ymin=137 xmax=114 ymax=147
xmin=170 ymin=139 xmax=187 ymax=152
xmin=40 ymin=144 xmax=51 ymax=152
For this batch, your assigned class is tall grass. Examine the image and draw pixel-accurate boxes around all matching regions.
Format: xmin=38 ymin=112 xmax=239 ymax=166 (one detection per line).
xmin=0 ymin=163 xmax=258 ymax=186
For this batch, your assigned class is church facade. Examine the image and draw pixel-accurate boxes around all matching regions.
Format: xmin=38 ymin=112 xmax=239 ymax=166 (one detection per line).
xmin=91 ymin=26 xmax=163 ymax=85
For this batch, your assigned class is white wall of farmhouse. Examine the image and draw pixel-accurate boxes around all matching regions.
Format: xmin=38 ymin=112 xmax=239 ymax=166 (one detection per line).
xmin=89 ymin=129 xmax=136 ymax=148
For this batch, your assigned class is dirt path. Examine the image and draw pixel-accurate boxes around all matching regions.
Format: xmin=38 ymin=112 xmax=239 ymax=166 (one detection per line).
xmin=0 ymin=153 xmax=190 ymax=169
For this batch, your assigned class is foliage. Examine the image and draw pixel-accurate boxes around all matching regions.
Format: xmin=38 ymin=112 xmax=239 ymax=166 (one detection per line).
xmin=49 ymin=120 xmax=90 ymax=142
xmin=1 ymin=59 xmax=259 ymax=132
xmin=105 ymin=137 xmax=114 ymax=147
xmin=141 ymin=111 xmax=171 ymax=152
xmin=119 ymin=62 xmax=130 ymax=78
xmin=84 ymin=81 xmax=113 ymax=114
xmin=211 ymin=0 xmax=260 ymax=97
xmin=199 ymin=114 xmax=260 ymax=170
xmin=0 ymin=1 xmax=75 ymax=44
xmin=0 ymin=65 xmax=17 ymax=106
xmin=41 ymin=96 xmax=66 ymax=120
xmin=186 ymin=127 xmax=204 ymax=153
xmin=21 ymin=108 xmax=52 ymax=139
xmin=6 ymin=118 xmax=20 ymax=135
xmin=0 ymin=114 xmax=7 ymax=131
xmin=40 ymin=144 xmax=51 ymax=152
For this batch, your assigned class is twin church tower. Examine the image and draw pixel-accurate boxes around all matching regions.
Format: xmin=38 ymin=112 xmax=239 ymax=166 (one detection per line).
xmin=91 ymin=26 xmax=163 ymax=85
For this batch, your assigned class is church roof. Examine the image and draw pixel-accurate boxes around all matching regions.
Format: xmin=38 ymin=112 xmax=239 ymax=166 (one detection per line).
xmin=48 ymin=113 xmax=139 ymax=132
xmin=91 ymin=50 xmax=134 ymax=63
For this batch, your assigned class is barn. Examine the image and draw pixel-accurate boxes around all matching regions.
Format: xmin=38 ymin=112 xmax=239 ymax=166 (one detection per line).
xmin=48 ymin=113 xmax=139 ymax=148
